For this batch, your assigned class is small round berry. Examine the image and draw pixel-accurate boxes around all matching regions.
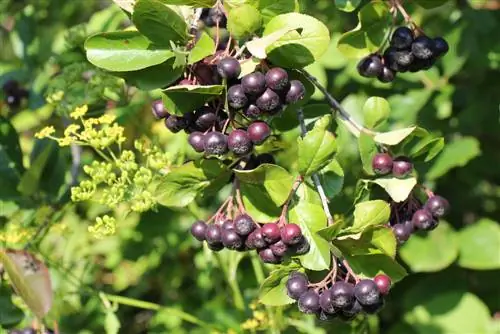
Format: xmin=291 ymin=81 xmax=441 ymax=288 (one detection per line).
xmin=246 ymin=228 xmax=267 ymax=249
xmin=316 ymin=310 xmax=337 ymax=322
xmin=188 ymin=132 xmax=205 ymax=152
xmin=298 ymin=290 xmax=321 ymax=314
xmin=285 ymin=80 xmax=306 ymax=104
xmin=217 ymin=57 xmax=241 ymax=79
xmin=265 ymin=67 xmax=289 ymax=92
xmin=372 ymin=153 xmax=393 ymax=175
xmin=204 ymin=131 xmax=228 ymax=155
xmin=425 ymin=195 xmax=450 ymax=217
xmin=207 ymin=243 xmax=224 ymax=251
xmin=205 ymin=7 xmax=227 ymax=27
xmin=165 ymin=115 xmax=188 ymax=133
xmin=258 ymin=248 xmax=282 ymax=264
xmin=221 ymin=219 xmax=235 ymax=230
xmin=411 ymin=36 xmax=436 ymax=60
xmin=194 ymin=107 xmax=217 ymax=131
xmin=339 ymin=300 xmax=363 ymax=321
xmin=286 ymin=272 xmax=309 ymax=300
xmin=404 ymin=219 xmax=415 ymax=233
xmin=244 ymin=104 xmax=262 ymax=118
xmin=280 ymin=224 xmax=303 ymax=245
xmin=270 ymin=240 xmax=289 ymax=257
xmin=2 ymin=79 xmax=19 ymax=94
xmin=221 ymin=229 xmax=244 ymax=250
xmin=354 ymin=279 xmax=381 ymax=306
xmin=357 ymin=54 xmax=383 ymax=78
xmin=290 ymin=236 xmax=310 ymax=255
xmin=151 ymin=100 xmax=169 ymax=119
xmin=6 ymin=95 xmax=21 ymax=108
xmin=362 ymin=299 xmax=385 ymax=314
xmin=261 ymin=223 xmax=281 ymax=244
xmin=190 ymin=220 xmax=207 ymax=241
xmin=392 ymin=223 xmax=412 ymax=244
xmin=319 ymin=289 xmax=335 ymax=314
xmin=228 ymin=129 xmax=253 ymax=156
xmin=384 ymin=47 xmax=413 ymax=72
xmin=205 ymin=224 xmax=223 ymax=246
xmin=256 ymin=88 xmax=281 ymax=112
xmin=391 ymin=26 xmax=414 ymax=49
xmin=241 ymin=72 xmax=266 ymax=96
xmin=373 ymin=274 xmax=391 ymax=295
xmin=234 ymin=214 xmax=256 ymax=236
xmin=412 ymin=209 xmax=437 ymax=230
xmin=433 ymin=37 xmax=449 ymax=57
xmin=378 ymin=66 xmax=396 ymax=83
xmin=392 ymin=156 xmax=413 ymax=178
xmin=330 ymin=281 xmax=355 ymax=309
xmin=247 ymin=121 xmax=271 ymax=145
xmin=227 ymin=84 xmax=248 ymax=109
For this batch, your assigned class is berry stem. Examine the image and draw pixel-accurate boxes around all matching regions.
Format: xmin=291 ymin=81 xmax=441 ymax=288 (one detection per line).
xmin=342 ymin=259 xmax=360 ymax=283
xmin=278 ymin=175 xmax=303 ymax=225
xmin=206 ymin=196 xmax=232 ymax=224
xmin=234 ymin=179 xmax=246 ymax=213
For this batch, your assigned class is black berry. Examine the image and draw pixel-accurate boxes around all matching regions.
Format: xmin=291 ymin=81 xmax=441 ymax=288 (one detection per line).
xmin=217 ymin=57 xmax=241 ymax=79
xmin=194 ymin=107 xmax=217 ymax=131
xmin=241 ymin=72 xmax=266 ymax=96
xmin=221 ymin=219 xmax=235 ymax=230
xmin=244 ymin=104 xmax=262 ymax=118
xmin=205 ymin=224 xmax=223 ymax=246
xmin=298 ymin=290 xmax=321 ymax=314
xmin=286 ymin=272 xmax=309 ymax=299
xmin=391 ymin=26 xmax=414 ymax=49
xmin=362 ymin=299 xmax=385 ymax=314
xmin=280 ymin=224 xmax=302 ymax=245
xmin=411 ymin=36 xmax=436 ymax=60
xmin=233 ymin=214 xmax=256 ymax=236
xmin=265 ymin=67 xmax=289 ymax=92
xmin=228 ymin=129 xmax=253 ymax=156
xmin=378 ymin=66 xmax=396 ymax=83
xmin=188 ymin=132 xmax=205 ymax=152
xmin=433 ymin=37 xmax=449 ymax=57
xmin=319 ymin=289 xmax=335 ymax=314
xmin=357 ymin=54 xmax=383 ymax=78
xmin=384 ymin=47 xmax=414 ymax=72
xmin=392 ymin=156 xmax=413 ymax=178
xmin=373 ymin=274 xmax=391 ymax=295
xmin=330 ymin=281 xmax=355 ymax=309
xmin=221 ymin=229 xmax=244 ymax=250
xmin=372 ymin=153 xmax=393 ymax=175
xmin=190 ymin=220 xmax=207 ymax=241
xmin=354 ymin=279 xmax=381 ymax=306
xmin=316 ymin=310 xmax=337 ymax=322
xmin=339 ymin=300 xmax=363 ymax=320
xmin=261 ymin=223 xmax=281 ymax=244
xmin=204 ymin=131 xmax=228 ymax=155
xmin=392 ymin=223 xmax=412 ymax=244
xmin=165 ymin=115 xmax=188 ymax=133
xmin=285 ymin=80 xmax=306 ymax=104
xmin=207 ymin=243 xmax=224 ymax=251
xmin=425 ymin=195 xmax=449 ymax=217
xmin=256 ymin=88 xmax=281 ymax=112
xmin=412 ymin=209 xmax=437 ymax=230
xmin=227 ymin=84 xmax=248 ymax=109
xmin=246 ymin=228 xmax=267 ymax=249
xmin=290 ymin=236 xmax=310 ymax=255
xmin=258 ymin=248 xmax=282 ymax=264
xmin=247 ymin=121 xmax=271 ymax=145
xmin=270 ymin=240 xmax=288 ymax=257
xmin=151 ymin=100 xmax=169 ymax=119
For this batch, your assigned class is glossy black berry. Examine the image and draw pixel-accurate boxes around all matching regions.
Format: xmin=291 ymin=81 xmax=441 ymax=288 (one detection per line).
xmin=354 ymin=279 xmax=381 ymax=306
xmin=409 ymin=57 xmax=435 ymax=72
xmin=234 ymin=214 xmax=256 ymax=236
xmin=319 ymin=289 xmax=336 ymax=314
xmin=221 ymin=219 xmax=235 ymax=230
xmin=244 ymin=104 xmax=262 ymax=118
xmin=188 ymin=132 xmax=205 ymax=152
xmin=204 ymin=131 xmax=228 ymax=155
xmin=425 ymin=195 xmax=449 ymax=217
xmin=298 ymin=290 xmax=321 ymax=314
xmin=241 ymin=72 xmax=266 ymax=96
xmin=392 ymin=156 xmax=413 ymax=178
xmin=412 ymin=36 xmax=436 ymax=60
xmin=261 ymin=223 xmax=281 ymax=244
xmin=374 ymin=274 xmax=391 ymax=295
xmin=246 ymin=228 xmax=267 ymax=249
xmin=362 ymin=299 xmax=385 ymax=314
xmin=265 ymin=67 xmax=289 ymax=92
xmin=270 ymin=240 xmax=289 ymax=257
xmin=217 ymin=57 xmax=241 ymax=79
xmin=357 ymin=54 xmax=383 ymax=78
xmin=259 ymin=247 xmax=282 ymax=264
xmin=228 ymin=129 xmax=253 ymax=156
xmin=222 ymin=229 xmax=244 ymax=250
xmin=372 ymin=153 xmax=393 ymax=175
xmin=391 ymin=26 xmax=414 ymax=49
xmin=6 ymin=95 xmax=21 ymax=108
xmin=291 ymin=236 xmax=310 ymax=255
xmin=204 ymin=7 xmax=226 ymax=28
xmin=227 ymin=84 xmax=248 ymax=109
xmin=330 ymin=281 xmax=355 ymax=309
xmin=247 ymin=121 xmax=271 ymax=145
xmin=194 ymin=107 xmax=217 ymax=131
xmin=286 ymin=273 xmax=309 ymax=300
xmin=285 ymin=80 xmax=306 ymax=104
xmin=205 ymin=224 xmax=223 ymax=246
xmin=151 ymin=100 xmax=169 ymax=119
xmin=384 ymin=47 xmax=414 ymax=72
xmin=339 ymin=300 xmax=363 ymax=321
xmin=190 ymin=220 xmax=207 ymax=241
xmin=256 ymin=88 xmax=281 ymax=112
xmin=165 ymin=115 xmax=188 ymax=133
xmin=392 ymin=223 xmax=412 ymax=244
xmin=412 ymin=209 xmax=437 ymax=230
xmin=280 ymin=224 xmax=302 ymax=245
xmin=378 ymin=66 xmax=396 ymax=83
xmin=433 ymin=37 xmax=449 ymax=57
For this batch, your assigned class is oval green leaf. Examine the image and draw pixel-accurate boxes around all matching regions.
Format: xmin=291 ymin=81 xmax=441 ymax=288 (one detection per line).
xmin=371 ymin=176 xmax=417 ymax=203
xmin=458 ymin=218 xmax=500 ymax=270
xmin=162 ymin=84 xmax=225 ymax=115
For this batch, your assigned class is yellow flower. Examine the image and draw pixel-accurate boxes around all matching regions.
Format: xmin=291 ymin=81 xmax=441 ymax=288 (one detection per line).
xmin=64 ymin=124 xmax=81 ymax=137
xmin=57 ymin=137 xmax=73 ymax=146
xmin=88 ymin=215 xmax=116 ymax=239
xmin=70 ymin=105 xmax=88 ymax=119
xmin=98 ymin=114 xmax=116 ymax=124
xmin=46 ymin=90 xmax=64 ymax=103
xmin=35 ymin=126 xmax=56 ymax=139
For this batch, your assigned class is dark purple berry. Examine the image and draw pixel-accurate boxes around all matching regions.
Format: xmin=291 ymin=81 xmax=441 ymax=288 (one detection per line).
xmin=391 ymin=26 xmax=414 ymax=49
xmin=228 ymin=129 xmax=253 ymax=156
xmin=330 ymin=281 xmax=355 ymax=309
xmin=234 ymin=214 xmax=256 ymax=236
xmin=190 ymin=220 xmax=207 ymax=241
xmin=354 ymin=279 xmax=381 ymax=306
xmin=409 ymin=57 xmax=435 ymax=72
xmin=165 ymin=115 xmax=188 ymax=133
xmin=205 ymin=224 xmax=223 ymax=246
xmin=392 ymin=223 xmax=412 ymax=244
xmin=247 ymin=121 xmax=271 ymax=145
xmin=411 ymin=36 xmax=436 ymax=60
xmin=151 ymin=100 xmax=169 ymax=119
xmin=339 ymin=300 xmax=362 ymax=320
xmin=290 ymin=236 xmax=310 ymax=255
xmin=207 ymin=242 xmax=224 ymax=251
xmin=425 ymin=195 xmax=449 ymax=217
xmin=374 ymin=274 xmax=391 ymax=295
xmin=258 ymin=248 xmax=282 ymax=264
xmin=243 ymin=104 xmax=262 ymax=118
xmin=392 ymin=156 xmax=413 ymax=178
xmin=357 ymin=54 xmax=383 ymax=78
xmin=188 ymin=132 xmax=205 ymax=152
xmin=256 ymin=88 xmax=281 ymax=112
xmin=280 ymin=224 xmax=302 ymax=245
xmin=362 ymin=299 xmax=385 ymax=314
xmin=378 ymin=66 xmax=396 ymax=83
xmin=433 ymin=37 xmax=449 ymax=57
xmin=217 ymin=57 xmax=241 ymax=79
xmin=285 ymin=80 xmax=306 ymax=104
xmin=403 ymin=219 xmax=415 ymax=233
xmin=384 ymin=47 xmax=414 ymax=72
xmin=6 ymin=95 xmax=21 ymax=108
xmin=298 ymin=290 xmax=321 ymax=314
xmin=222 ymin=229 xmax=244 ymax=250
xmin=204 ymin=131 xmax=228 ymax=155
xmin=270 ymin=240 xmax=288 ymax=257
xmin=372 ymin=153 xmax=393 ymax=175
xmin=227 ymin=84 xmax=248 ymax=109
xmin=319 ymin=289 xmax=335 ymax=314
xmin=221 ymin=219 xmax=235 ymax=230
xmin=241 ymin=72 xmax=266 ymax=96
xmin=286 ymin=273 xmax=309 ymax=300
xmin=412 ymin=209 xmax=437 ymax=230
xmin=265 ymin=67 xmax=289 ymax=92
xmin=261 ymin=223 xmax=281 ymax=244
xmin=194 ymin=107 xmax=217 ymax=131
xmin=2 ymin=79 xmax=19 ymax=94
xmin=247 ymin=228 xmax=267 ymax=249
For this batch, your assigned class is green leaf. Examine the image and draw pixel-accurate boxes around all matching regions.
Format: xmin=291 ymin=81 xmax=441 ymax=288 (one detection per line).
xmin=0 ymin=249 xmax=53 ymax=319
xmin=259 ymin=265 xmax=299 ymax=306
xmin=399 ymin=222 xmax=458 ymax=272
xmin=297 ymin=115 xmax=337 ymax=176
xmin=317 ymin=159 xmax=344 ymax=199
xmin=227 ymin=4 xmax=262 ymax=39
xmin=0 ymin=284 xmax=24 ymax=326
xmin=113 ymin=0 xmax=135 ymax=13
xmin=358 ymin=132 xmax=377 ymax=175
xmin=85 ymin=31 xmax=175 ymax=72
xmin=258 ymin=0 xmax=299 ymax=24
xmin=334 ymin=0 xmax=362 ymax=12
xmin=427 ymin=137 xmax=481 ymax=181
xmin=132 ymin=0 xmax=188 ymax=46
xmin=159 ymin=0 xmax=216 ymax=5
xmin=114 ymin=58 xmax=184 ymax=90
xmin=17 ymin=142 xmax=55 ymax=197
xmin=363 ymin=97 xmax=390 ymax=129
xmin=156 ymin=160 xmax=231 ymax=207
xmin=370 ymin=227 xmax=397 ymax=258
xmin=334 ymin=227 xmax=397 ymax=258
xmin=413 ymin=0 xmax=450 ymax=8
xmin=374 ymin=126 xmax=417 ymax=146
xmin=337 ymin=2 xmax=391 ymax=58
xmin=345 ymin=253 xmax=407 ymax=282
xmin=247 ymin=27 xmax=297 ymax=60
xmin=262 ymin=13 xmax=330 ymax=68
xmin=408 ymin=135 xmax=445 ymax=162
xmin=162 ymin=85 xmax=224 ymax=115
xmin=105 ymin=310 xmax=121 ymax=334
xmin=0 ymin=117 xmax=24 ymax=200
xmin=371 ymin=177 xmax=417 ymax=203
xmin=351 ymin=200 xmax=390 ymax=233
xmin=457 ymin=218 xmax=500 ymax=270
xmin=188 ymin=32 xmax=215 ymax=65
xmin=289 ymin=202 xmax=331 ymax=271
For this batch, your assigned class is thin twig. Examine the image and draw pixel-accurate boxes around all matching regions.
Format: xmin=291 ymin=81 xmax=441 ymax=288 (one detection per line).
xmin=278 ymin=176 xmax=303 ymax=225
xmin=342 ymin=259 xmax=360 ymax=283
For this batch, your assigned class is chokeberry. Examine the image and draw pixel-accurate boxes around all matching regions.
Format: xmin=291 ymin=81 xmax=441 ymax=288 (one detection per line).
xmin=265 ymin=67 xmax=289 ymax=92
xmin=261 ymin=223 xmax=281 ymax=244
xmin=207 ymin=243 xmax=224 ymax=251
xmin=298 ymin=290 xmax=321 ymax=314
xmin=188 ymin=132 xmax=206 ymax=153
xmin=217 ymin=57 xmax=241 ymax=79
xmin=316 ymin=310 xmax=337 ymax=321
xmin=373 ymin=274 xmax=391 ymax=295
xmin=270 ymin=240 xmax=289 ymax=257
xmin=411 ymin=36 xmax=436 ymax=60
xmin=151 ymin=100 xmax=169 ymax=119
xmin=2 ymin=79 xmax=19 ymax=94
xmin=204 ymin=7 xmax=226 ymax=27
xmin=246 ymin=228 xmax=267 ymax=249
xmin=391 ymin=27 xmax=414 ymax=49
xmin=425 ymin=195 xmax=449 ymax=217
xmin=286 ymin=273 xmax=309 ymax=300
xmin=244 ymin=104 xmax=262 ymax=118
xmin=362 ymin=299 xmax=385 ymax=314
xmin=165 ymin=115 xmax=188 ymax=133
xmin=357 ymin=54 xmax=383 ymax=78
xmin=227 ymin=84 xmax=248 ymax=109
xmin=221 ymin=219 xmax=235 ymax=230
xmin=384 ymin=47 xmax=414 ymax=72
xmin=205 ymin=224 xmax=223 ymax=246
xmin=354 ymin=279 xmax=381 ymax=306
xmin=392 ymin=223 xmax=412 ymax=244
xmin=256 ymin=88 xmax=281 ymax=112
xmin=222 ymin=229 xmax=244 ymax=250
xmin=339 ymin=300 xmax=363 ymax=321
xmin=228 ymin=129 xmax=253 ymax=156
xmin=433 ymin=37 xmax=449 ymax=57
xmin=234 ymin=214 xmax=256 ymax=236
xmin=412 ymin=209 xmax=437 ymax=230
xmin=280 ymin=224 xmax=303 ymax=245
xmin=241 ymin=72 xmax=266 ymax=96
xmin=204 ymin=131 xmax=228 ymax=155
xmin=291 ymin=236 xmax=310 ymax=255
xmin=319 ymin=289 xmax=335 ymax=314
xmin=372 ymin=153 xmax=393 ymax=175
xmin=392 ymin=156 xmax=413 ymax=178
xmin=330 ymin=281 xmax=355 ymax=309
xmin=190 ymin=220 xmax=207 ymax=241
xmin=194 ymin=107 xmax=217 ymax=131
xmin=378 ymin=66 xmax=396 ymax=83
xmin=285 ymin=80 xmax=306 ymax=104
xmin=259 ymin=247 xmax=282 ymax=264
xmin=247 ymin=121 xmax=271 ymax=145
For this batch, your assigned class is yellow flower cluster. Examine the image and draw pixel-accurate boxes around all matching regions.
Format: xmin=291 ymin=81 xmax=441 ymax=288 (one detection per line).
xmin=88 ymin=215 xmax=116 ymax=239
xmin=241 ymin=303 xmax=270 ymax=330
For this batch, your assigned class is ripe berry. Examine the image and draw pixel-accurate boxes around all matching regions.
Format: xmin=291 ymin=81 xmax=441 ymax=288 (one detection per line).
xmin=280 ymin=224 xmax=302 ymax=245
xmin=2 ymin=79 xmax=19 ymax=94
xmin=319 ymin=289 xmax=335 ymax=314
xmin=339 ymin=300 xmax=363 ymax=320
xmin=190 ymin=220 xmax=207 ymax=241
xmin=227 ymin=84 xmax=248 ymax=109
xmin=234 ymin=214 xmax=256 ymax=236
xmin=372 ymin=153 xmax=393 ymax=175
xmin=246 ymin=228 xmax=267 ymax=249
xmin=391 ymin=26 xmax=414 ymax=49
xmin=411 ymin=36 xmax=436 ymax=60
xmin=247 ymin=121 xmax=271 ymax=145
xmin=270 ymin=240 xmax=289 ymax=257
xmin=188 ymin=132 xmax=205 ymax=152
xmin=151 ymin=100 xmax=169 ymax=119
xmin=217 ymin=57 xmax=241 ymax=79
xmin=357 ymin=54 xmax=383 ymax=78
xmin=256 ymin=88 xmax=281 ymax=112
xmin=204 ymin=7 xmax=227 ymax=27
xmin=373 ymin=274 xmax=391 ymax=295
xmin=194 ymin=107 xmax=217 ymax=131
xmin=286 ymin=272 xmax=309 ymax=300
xmin=330 ymin=281 xmax=355 ymax=309
xmin=165 ymin=115 xmax=188 ymax=133
xmin=265 ymin=67 xmax=289 ymax=91
xmin=362 ymin=299 xmax=385 ymax=314
xmin=392 ymin=223 xmax=412 ymax=244
xmin=433 ymin=37 xmax=449 ymax=57
xmin=291 ymin=236 xmax=310 ymax=255
xmin=221 ymin=219 xmax=235 ymax=230
xmin=392 ymin=156 xmax=413 ymax=178
xmin=384 ymin=47 xmax=414 ymax=72
xmin=298 ymin=290 xmax=321 ymax=314
xmin=425 ymin=195 xmax=449 ymax=217
xmin=6 ymin=95 xmax=21 ymax=108
xmin=244 ymin=104 xmax=262 ymax=118
xmin=222 ymin=229 xmax=244 ymax=250
xmin=354 ymin=279 xmax=381 ymax=306
xmin=404 ymin=219 xmax=415 ymax=233
xmin=241 ymin=72 xmax=266 ymax=96
xmin=228 ymin=129 xmax=253 ymax=156
xmin=261 ymin=223 xmax=281 ymax=244
xmin=412 ymin=209 xmax=437 ymax=230
xmin=205 ymin=224 xmax=223 ymax=246
xmin=409 ymin=57 xmax=435 ymax=72
xmin=207 ymin=243 xmax=224 ymax=251
xmin=285 ymin=80 xmax=306 ymax=104
xmin=378 ymin=66 xmax=396 ymax=83
xmin=259 ymin=248 xmax=282 ymax=264
xmin=204 ymin=131 xmax=228 ymax=155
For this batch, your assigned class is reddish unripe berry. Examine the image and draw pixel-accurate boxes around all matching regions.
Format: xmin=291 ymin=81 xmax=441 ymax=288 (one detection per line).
xmin=247 ymin=121 xmax=271 ymax=145
xmin=374 ymin=274 xmax=391 ymax=295
xmin=372 ymin=153 xmax=393 ymax=175
xmin=280 ymin=224 xmax=302 ymax=245
xmin=261 ymin=223 xmax=281 ymax=244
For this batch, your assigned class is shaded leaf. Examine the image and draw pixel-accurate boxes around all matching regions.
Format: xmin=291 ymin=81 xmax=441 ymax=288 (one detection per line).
xmin=351 ymin=200 xmax=390 ymax=233
xmin=374 ymin=126 xmax=416 ymax=146
xmin=358 ymin=132 xmax=377 ymax=175
xmin=162 ymin=85 xmax=224 ymax=115
xmin=457 ymin=218 xmax=500 ymax=270
xmin=334 ymin=0 xmax=362 ymax=12
xmin=427 ymin=137 xmax=480 ymax=180
xmin=259 ymin=264 xmax=300 ymax=306
xmin=371 ymin=177 xmax=417 ymax=203
xmin=317 ymin=159 xmax=344 ymax=199
xmin=345 ymin=253 xmax=407 ymax=282
xmin=188 ymin=32 xmax=215 ymax=64
xmin=0 ymin=284 xmax=24 ymax=326
xmin=363 ymin=96 xmax=390 ymax=129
